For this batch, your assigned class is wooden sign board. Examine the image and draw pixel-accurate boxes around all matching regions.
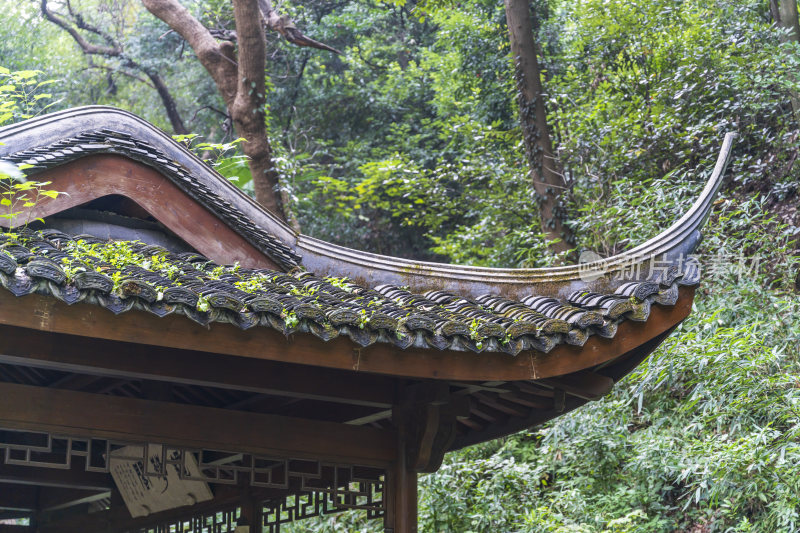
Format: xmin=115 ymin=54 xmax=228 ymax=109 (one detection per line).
xmin=109 ymin=444 xmax=213 ymax=518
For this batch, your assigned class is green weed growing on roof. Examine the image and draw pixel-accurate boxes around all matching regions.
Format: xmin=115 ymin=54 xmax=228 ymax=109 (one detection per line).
xmin=326 ymin=276 xmax=353 ymax=292
xmin=468 ymin=318 xmax=485 ymax=350
xmin=0 ymin=162 xmax=61 ymax=230
xmin=281 ymin=309 xmax=299 ymax=329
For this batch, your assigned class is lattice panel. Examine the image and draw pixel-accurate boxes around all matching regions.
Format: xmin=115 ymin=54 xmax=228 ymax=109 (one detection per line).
xmin=0 ymin=430 xmax=382 ymax=489
xmin=262 ymin=465 xmax=384 ymax=532
xmin=133 ymin=506 xmax=240 ymax=533
xmin=0 ymin=429 xmax=385 ymax=532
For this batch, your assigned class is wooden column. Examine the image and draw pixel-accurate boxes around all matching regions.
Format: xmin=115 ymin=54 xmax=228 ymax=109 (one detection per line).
xmin=234 ymin=492 xmax=262 ymax=533
xmin=383 ymin=382 xmax=472 ymax=532
xmin=384 ymin=420 xmax=417 ymax=533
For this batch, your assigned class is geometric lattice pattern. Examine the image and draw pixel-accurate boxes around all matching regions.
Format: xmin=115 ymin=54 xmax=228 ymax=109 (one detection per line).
xmin=133 ymin=506 xmax=240 ymax=533
xmin=0 ymin=429 xmax=385 ymax=532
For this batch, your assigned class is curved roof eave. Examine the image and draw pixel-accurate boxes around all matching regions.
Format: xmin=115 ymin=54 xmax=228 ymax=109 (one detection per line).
xmin=0 ymin=107 xmax=735 ymax=299
xmin=0 ymin=106 xmax=298 ymax=261
xmin=300 ymin=132 xmax=735 ymax=298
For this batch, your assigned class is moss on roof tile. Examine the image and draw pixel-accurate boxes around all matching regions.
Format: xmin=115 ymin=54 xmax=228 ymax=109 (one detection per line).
xmin=0 ymin=228 xmax=695 ymax=356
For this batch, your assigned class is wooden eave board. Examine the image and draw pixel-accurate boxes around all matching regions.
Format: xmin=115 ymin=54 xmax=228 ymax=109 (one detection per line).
xmin=0 ymin=286 xmax=694 ymax=382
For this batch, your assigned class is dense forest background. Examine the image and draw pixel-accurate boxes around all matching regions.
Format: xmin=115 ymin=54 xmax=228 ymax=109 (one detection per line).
xmin=2 ymin=0 xmax=800 ymax=530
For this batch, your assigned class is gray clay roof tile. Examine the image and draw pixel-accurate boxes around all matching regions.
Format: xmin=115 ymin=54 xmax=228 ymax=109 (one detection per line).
xmin=0 ymin=227 xmax=698 ymax=356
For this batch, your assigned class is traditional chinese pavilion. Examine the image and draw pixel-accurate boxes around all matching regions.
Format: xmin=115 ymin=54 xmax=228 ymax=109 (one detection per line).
xmin=0 ymin=107 xmax=734 ymax=532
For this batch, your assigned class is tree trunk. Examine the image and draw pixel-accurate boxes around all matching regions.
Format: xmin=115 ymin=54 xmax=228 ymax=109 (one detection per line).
xmin=141 ymin=0 xmax=334 ymax=228
xmin=230 ymin=0 xmax=283 ymax=218
xmin=771 ymin=0 xmax=800 ymax=123
xmin=503 ymin=0 xmax=575 ymax=255
xmin=141 ymin=0 xmax=287 ymax=222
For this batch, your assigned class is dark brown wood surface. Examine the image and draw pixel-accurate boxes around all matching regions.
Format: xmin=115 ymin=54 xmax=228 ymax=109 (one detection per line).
xmin=0 ymin=462 xmax=113 ymax=492
xmin=0 ymin=484 xmax=38 ymax=511
xmin=0 ymin=484 xmax=106 ymax=513
xmin=0 ymin=382 xmax=396 ymax=467
xmin=449 ymin=328 xmax=680 ymax=449
xmin=384 ymin=415 xmax=418 ymax=533
xmin=37 ymin=484 xmax=266 ymax=533
xmin=0 ymin=287 xmax=694 ymax=382
xmin=0 ymin=325 xmax=395 ymax=408
xmin=5 ymin=154 xmax=280 ymax=270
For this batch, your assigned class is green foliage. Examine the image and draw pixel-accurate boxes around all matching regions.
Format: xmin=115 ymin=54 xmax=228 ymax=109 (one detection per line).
xmin=0 ymin=67 xmax=61 ymax=125
xmin=5 ymin=0 xmax=800 ymax=530
xmin=550 ymin=0 xmax=800 ymax=224
xmin=273 ymin=0 xmax=800 ymax=268
xmin=173 ymin=134 xmax=253 ymax=191
xmin=264 ymin=1 xmax=800 ymax=527
xmin=266 ymin=0 xmax=529 ymax=261
xmin=0 ymin=163 xmax=61 ymax=229
xmin=418 ymin=193 xmax=799 ymax=532
xmin=0 ymin=70 xmax=63 ymax=229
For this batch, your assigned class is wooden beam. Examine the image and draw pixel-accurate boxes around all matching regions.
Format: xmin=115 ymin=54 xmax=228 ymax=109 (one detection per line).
xmin=0 ymin=383 xmax=396 ymax=467
xmin=47 ymin=373 xmax=103 ymax=391
xmin=538 ymin=370 xmax=615 ymax=401
xmin=38 ymin=487 xmax=109 ymax=512
xmin=449 ymin=327 xmax=677 ymax=450
xmin=0 ymin=484 xmax=37 ymax=511
xmin=451 ymin=382 xmax=512 ymax=394
xmin=0 ymin=325 xmax=395 ymax=408
xmin=394 ymin=385 xmax=467 ymax=474
xmin=274 ymin=400 xmax=385 ymax=424
xmin=452 ymin=397 xmax=582 ymax=450
xmin=0 ymin=288 xmax=693 ymax=382
xmin=0 ymin=526 xmax=33 ymax=533
xmin=0 ymin=462 xmax=113 ymax=492
xmin=39 ymin=484 xmax=263 ymax=533
xmin=471 ymin=392 xmax=527 ymax=417
xmin=497 ymin=391 xmax=552 ymax=409
xmin=346 ymin=409 xmax=392 ymax=426
xmin=0 ymin=482 xmax=107 ymax=513
xmin=513 ymin=381 xmax=554 ymax=397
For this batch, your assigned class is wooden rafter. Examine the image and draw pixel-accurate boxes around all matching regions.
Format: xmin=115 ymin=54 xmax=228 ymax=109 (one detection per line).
xmin=0 ymin=461 xmax=113 ymax=492
xmin=0 ymin=483 xmax=107 ymax=512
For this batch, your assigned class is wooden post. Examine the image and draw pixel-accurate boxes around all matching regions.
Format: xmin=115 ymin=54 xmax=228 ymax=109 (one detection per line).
xmin=385 ymin=408 xmax=418 ymax=533
xmin=235 ymin=492 xmax=261 ymax=533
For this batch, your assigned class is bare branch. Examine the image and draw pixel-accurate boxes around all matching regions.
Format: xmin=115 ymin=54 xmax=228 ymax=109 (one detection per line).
xmin=43 ymin=0 xmax=188 ymax=134
xmin=146 ymin=71 xmax=189 ymax=134
xmin=66 ymin=0 xmax=119 ymax=49
xmin=190 ymin=105 xmax=229 ymax=122
xmin=41 ymin=0 xmax=121 ymax=56
xmin=81 ymin=64 xmax=153 ymax=87
xmin=209 ymin=28 xmax=238 ymax=42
